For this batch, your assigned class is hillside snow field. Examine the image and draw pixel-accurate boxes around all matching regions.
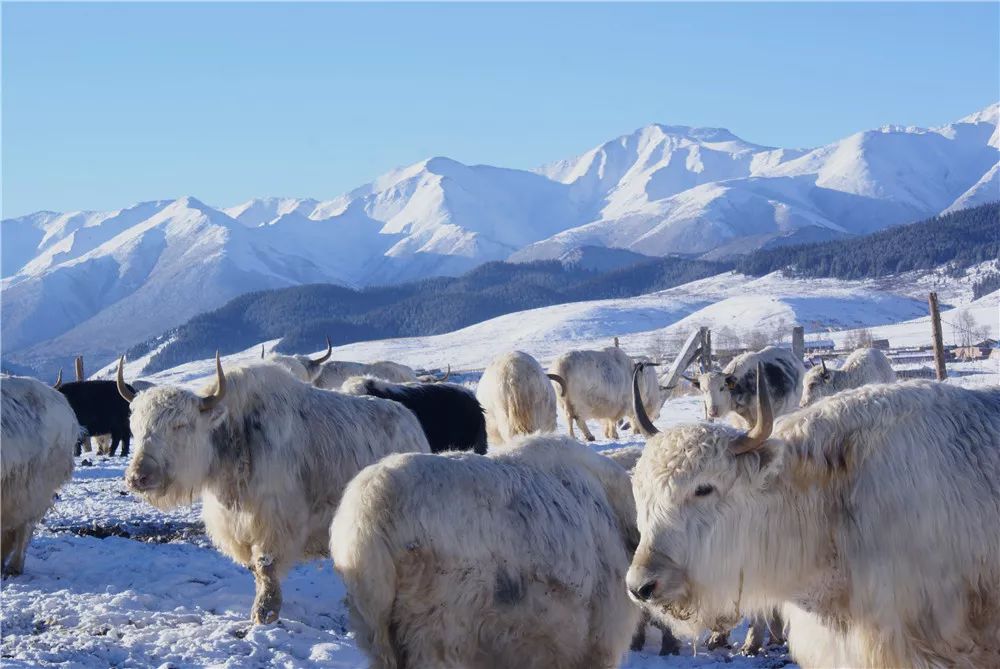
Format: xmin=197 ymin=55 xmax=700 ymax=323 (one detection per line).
xmin=3 ymin=104 xmax=997 ymax=372
xmin=106 ymin=267 xmax=998 ymax=388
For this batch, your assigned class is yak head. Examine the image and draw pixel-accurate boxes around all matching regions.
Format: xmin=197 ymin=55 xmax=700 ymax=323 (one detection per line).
xmin=627 ymin=364 xmax=781 ymax=634
xmin=118 ymin=354 xmax=227 ymax=509
xmin=800 ymin=359 xmax=838 ymax=407
xmin=689 ymin=371 xmax=738 ymax=420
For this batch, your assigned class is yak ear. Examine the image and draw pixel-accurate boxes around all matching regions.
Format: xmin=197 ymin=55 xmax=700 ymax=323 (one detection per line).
xmin=725 ymin=375 xmax=737 ymax=390
xmin=682 ymin=374 xmax=700 ymax=389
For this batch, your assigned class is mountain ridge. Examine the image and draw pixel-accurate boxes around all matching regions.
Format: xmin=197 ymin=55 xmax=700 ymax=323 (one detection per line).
xmin=3 ymin=104 xmax=997 ymax=373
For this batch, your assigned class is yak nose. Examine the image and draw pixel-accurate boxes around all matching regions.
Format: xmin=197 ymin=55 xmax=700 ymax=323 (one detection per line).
xmin=629 ymin=579 xmax=658 ymax=602
xmin=127 ymin=462 xmax=159 ymax=492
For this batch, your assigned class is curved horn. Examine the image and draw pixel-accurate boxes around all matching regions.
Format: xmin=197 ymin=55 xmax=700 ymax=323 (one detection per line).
xmin=730 ymin=362 xmax=773 ymax=455
xmin=432 ymin=364 xmax=451 ymax=383
xmin=546 ymin=373 xmax=566 ymax=396
xmin=311 ymin=337 xmax=333 ymax=365
xmin=53 ymin=369 xmax=63 ymax=389
xmin=199 ymin=351 xmax=226 ymax=412
xmin=632 ymin=363 xmax=659 ymax=437
xmin=820 ymin=359 xmax=828 ymax=375
xmin=116 ymin=356 xmax=136 ymax=403
xmin=74 ymin=356 xmax=84 ymax=382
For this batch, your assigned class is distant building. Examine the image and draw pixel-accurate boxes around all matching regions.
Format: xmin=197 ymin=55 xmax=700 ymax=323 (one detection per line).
xmin=872 ymin=339 xmax=890 ymax=350
xmin=804 ymin=339 xmax=835 ymax=351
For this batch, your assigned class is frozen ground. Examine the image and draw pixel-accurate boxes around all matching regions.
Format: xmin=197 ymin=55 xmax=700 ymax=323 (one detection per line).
xmin=3 ymin=394 xmax=801 ymax=668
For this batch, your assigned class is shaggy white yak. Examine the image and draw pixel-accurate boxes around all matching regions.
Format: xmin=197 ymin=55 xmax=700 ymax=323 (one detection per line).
xmin=476 ymin=351 xmax=563 ymax=446
xmin=119 ymin=356 xmax=430 ymax=624
xmin=800 ymin=348 xmax=896 ymax=406
xmin=264 ymin=338 xmax=333 ymax=383
xmin=626 ymin=366 xmax=1000 ymax=669
xmin=313 ymin=359 xmax=424 ymax=389
xmin=548 ymin=347 xmax=666 ymax=442
xmin=691 ymin=346 xmax=804 ymax=425
xmin=330 ymin=435 xmax=640 ymax=669
xmin=1 ymin=375 xmax=79 ymax=576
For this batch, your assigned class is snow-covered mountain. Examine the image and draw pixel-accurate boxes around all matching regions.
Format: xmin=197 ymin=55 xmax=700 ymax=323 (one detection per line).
xmin=3 ymin=104 xmax=997 ymax=370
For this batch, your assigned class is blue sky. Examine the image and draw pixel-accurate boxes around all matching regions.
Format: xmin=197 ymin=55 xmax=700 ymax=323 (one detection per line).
xmin=3 ymin=2 xmax=998 ymax=217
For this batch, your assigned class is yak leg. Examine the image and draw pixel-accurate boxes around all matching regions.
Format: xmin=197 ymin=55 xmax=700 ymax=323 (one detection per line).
xmin=120 ymin=433 xmax=131 ymax=458
xmin=108 ymin=436 xmax=121 ymax=457
xmin=2 ymin=523 xmax=34 ymax=577
xmin=74 ymin=437 xmax=84 ymax=457
xmin=574 ymin=415 xmax=595 ymax=442
xmin=250 ymin=551 xmax=283 ymax=624
xmin=653 ymin=618 xmax=681 ymax=655
xmin=740 ymin=615 xmax=767 ymax=655
xmin=630 ymin=610 xmax=649 ymax=651
xmin=567 ymin=412 xmax=577 ymax=439
xmin=606 ymin=419 xmax=620 ymax=440
xmin=765 ymin=607 xmax=785 ymax=646
xmin=706 ymin=627 xmax=730 ymax=650
xmin=1 ymin=530 xmax=15 ymax=571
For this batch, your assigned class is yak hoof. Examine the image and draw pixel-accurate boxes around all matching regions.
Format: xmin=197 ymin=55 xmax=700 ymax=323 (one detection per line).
xmin=585 ymin=435 xmax=595 ymax=442
xmin=705 ymin=631 xmax=730 ymax=650
xmin=252 ymin=605 xmax=279 ymax=625
xmin=251 ymin=588 xmax=282 ymax=625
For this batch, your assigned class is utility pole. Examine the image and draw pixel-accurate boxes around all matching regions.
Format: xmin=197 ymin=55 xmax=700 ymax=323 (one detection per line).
xmin=928 ymin=292 xmax=947 ymax=381
xmin=792 ymin=326 xmax=805 ymax=361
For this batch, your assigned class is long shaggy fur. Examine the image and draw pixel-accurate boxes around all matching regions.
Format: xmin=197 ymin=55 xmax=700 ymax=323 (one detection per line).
xmin=126 ymin=362 xmax=430 ymax=622
xmin=628 ymin=380 xmax=1000 ymax=668
xmin=341 ymin=376 xmax=487 ymax=454
xmin=476 ymin=351 xmax=558 ymax=446
xmin=549 ymin=347 xmax=665 ymax=441
xmin=800 ymin=348 xmax=896 ymax=406
xmin=1 ymin=375 xmax=79 ymax=576
xmin=314 ymin=360 xmax=417 ymax=390
xmin=330 ymin=435 xmax=640 ymax=669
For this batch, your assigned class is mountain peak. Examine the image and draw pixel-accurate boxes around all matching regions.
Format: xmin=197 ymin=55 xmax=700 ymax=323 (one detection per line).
xmin=957 ymin=102 xmax=999 ymax=126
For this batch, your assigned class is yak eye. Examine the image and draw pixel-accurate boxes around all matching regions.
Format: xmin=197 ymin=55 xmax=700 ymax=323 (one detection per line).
xmin=694 ymin=484 xmax=715 ymax=497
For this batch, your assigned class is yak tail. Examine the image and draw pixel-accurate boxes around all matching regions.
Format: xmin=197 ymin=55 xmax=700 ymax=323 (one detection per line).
xmin=330 ymin=470 xmax=401 ymax=669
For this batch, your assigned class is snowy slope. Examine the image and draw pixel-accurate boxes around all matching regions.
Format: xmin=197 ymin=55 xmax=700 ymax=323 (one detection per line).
xmin=103 ymin=265 xmax=996 ymax=386
xmin=4 ymin=105 xmax=997 ymax=371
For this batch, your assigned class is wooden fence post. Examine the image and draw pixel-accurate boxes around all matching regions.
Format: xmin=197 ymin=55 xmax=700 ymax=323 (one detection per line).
xmin=928 ymin=292 xmax=947 ymax=381
xmin=699 ymin=327 xmax=712 ymax=373
xmin=792 ymin=326 xmax=805 ymax=361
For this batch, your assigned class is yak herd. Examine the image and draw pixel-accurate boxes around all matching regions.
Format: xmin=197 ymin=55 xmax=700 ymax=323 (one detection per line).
xmin=2 ymin=339 xmax=999 ymax=669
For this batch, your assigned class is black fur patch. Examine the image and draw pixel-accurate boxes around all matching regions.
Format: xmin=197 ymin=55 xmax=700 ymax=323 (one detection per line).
xmin=351 ymin=382 xmax=487 ymax=454
xmin=494 ymin=569 xmax=525 ymax=605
